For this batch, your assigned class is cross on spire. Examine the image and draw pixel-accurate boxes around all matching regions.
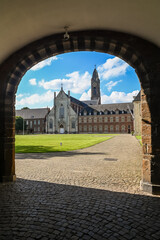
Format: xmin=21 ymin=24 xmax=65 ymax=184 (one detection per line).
xmin=61 ymin=81 xmax=63 ymax=90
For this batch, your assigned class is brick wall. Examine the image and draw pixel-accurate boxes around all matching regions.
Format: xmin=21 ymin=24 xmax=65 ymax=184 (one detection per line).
xmin=79 ymin=113 xmax=133 ymax=133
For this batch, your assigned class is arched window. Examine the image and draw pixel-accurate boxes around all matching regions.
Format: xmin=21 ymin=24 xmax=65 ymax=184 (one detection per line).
xmin=59 ymin=105 xmax=64 ymax=118
xmin=49 ymin=119 xmax=53 ymax=129
xmin=93 ymin=87 xmax=96 ymax=95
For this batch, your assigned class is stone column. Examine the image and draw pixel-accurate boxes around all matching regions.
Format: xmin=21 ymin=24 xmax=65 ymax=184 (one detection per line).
xmin=0 ymin=95 xmax=16 ymax=182
xmin=140 ymin=65 xmax=160 ymax=194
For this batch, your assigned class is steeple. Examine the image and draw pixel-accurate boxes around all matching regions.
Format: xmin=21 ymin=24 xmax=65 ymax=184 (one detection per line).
xmin=61 ymin=82 xmax=63 ymax=91
xmin=92 ymin=66 xmax=99 ymax=81
xmin=91 ymin=66 xmax=101 ymax=104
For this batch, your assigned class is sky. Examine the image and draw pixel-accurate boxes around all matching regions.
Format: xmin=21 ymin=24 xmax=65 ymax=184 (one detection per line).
xmin=16 ymin=51 xmax=140 ymax=109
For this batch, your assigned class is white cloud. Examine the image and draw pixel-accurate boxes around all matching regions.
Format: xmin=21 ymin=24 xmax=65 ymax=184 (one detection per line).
xmin=80 ymin=89 xmax=91 ymax=101
xmin=106 ymin=80 xmax=122 ymax=91
xmin=16 ymin=90 xmax=55 ymax=106
xmin=29 ymin=78 xmax=37 ymax=86
xmin=97 ymin=57 xmax=129 ymax=80
xmin=101 ymin=90 xmax=139 ymax=104
xmin=30 ymin=56 xmax=58 ymax=71
xmin=16 ymin=93 xmax=23 ymax=98
xmin=38 ymin=71 xmax=91 ymax=94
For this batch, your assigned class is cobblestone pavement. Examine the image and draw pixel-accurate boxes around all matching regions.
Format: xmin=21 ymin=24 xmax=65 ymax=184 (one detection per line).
xmin=0 ymin=134 xmax=160 ymax=239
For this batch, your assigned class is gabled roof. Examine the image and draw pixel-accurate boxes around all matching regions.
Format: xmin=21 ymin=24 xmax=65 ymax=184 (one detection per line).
xmin=16 ymin=108 xmax=50 ymax=119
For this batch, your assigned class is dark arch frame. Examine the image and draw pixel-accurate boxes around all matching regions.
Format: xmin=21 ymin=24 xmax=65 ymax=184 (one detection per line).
xmin=0 ymin=30 xmax=160 ymax=194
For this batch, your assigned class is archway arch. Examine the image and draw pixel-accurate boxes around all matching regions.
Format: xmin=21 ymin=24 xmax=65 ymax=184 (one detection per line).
xmin=0 ymin=30 xmax=160 ymax=194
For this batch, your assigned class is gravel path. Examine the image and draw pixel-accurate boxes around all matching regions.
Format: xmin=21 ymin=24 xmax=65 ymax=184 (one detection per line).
xmin=16 ymin=134 xmax=142 ymax=194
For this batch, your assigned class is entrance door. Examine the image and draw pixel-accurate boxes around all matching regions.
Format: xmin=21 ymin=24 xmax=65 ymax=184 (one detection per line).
xmin=59 ymin=124 xmax=64 ymax=134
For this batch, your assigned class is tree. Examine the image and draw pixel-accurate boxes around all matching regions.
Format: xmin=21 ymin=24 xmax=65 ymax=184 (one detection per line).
xmin=15 ymin=116 xmax=26 ymax=134
xmin=21 ymin=107 xmax=29 ymax=109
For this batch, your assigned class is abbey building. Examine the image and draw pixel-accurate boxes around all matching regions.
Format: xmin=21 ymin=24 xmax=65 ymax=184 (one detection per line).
xmin=16 ymin=68 xmax=135 ymax=134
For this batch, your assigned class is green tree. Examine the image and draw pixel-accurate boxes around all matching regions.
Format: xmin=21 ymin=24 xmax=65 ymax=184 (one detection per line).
xmin=21 ymin=107 xmax=29 ymax=109
xmin=15 ymin=116 xmax=26 ymax=134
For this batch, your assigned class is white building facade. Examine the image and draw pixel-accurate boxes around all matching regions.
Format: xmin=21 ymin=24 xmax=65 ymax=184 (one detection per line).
xmin=46 ymin=88 xmax=78 ymax=134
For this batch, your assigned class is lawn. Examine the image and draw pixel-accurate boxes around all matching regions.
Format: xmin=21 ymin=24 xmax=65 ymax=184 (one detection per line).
xmin=15 ymin=134 xmax=116 ymax=153
xmin=135 ymin=135 xmax=142 ymax=145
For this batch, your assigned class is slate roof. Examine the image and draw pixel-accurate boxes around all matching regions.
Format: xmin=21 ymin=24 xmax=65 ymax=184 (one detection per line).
xmin=133 ymin=91 xmax=141 ymax=101
xmin=90 ymin=102 xmax=133 ymax=112
xmin=83 ymin=100 xmax=99 ymax=105
xmin=16 ymin=108 xmax=50 ymax=119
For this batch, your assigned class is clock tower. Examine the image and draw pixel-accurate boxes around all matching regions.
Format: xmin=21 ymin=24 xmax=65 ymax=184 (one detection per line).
xmin=91 ymin=66 xmax=101 ymax=104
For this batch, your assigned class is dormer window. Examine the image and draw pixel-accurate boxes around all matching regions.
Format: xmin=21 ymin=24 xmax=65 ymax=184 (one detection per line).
xmin=84 ymin=111 xmax=87 ymax=116
xmin=94 ymin=111 xmax=97 ymax=115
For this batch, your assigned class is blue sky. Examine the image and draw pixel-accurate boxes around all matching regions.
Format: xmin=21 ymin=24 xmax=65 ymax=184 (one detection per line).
xmin=16 ymin=51 xmax=140 ymax=109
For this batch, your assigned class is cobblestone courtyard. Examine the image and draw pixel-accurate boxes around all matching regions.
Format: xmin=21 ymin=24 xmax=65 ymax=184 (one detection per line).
xmin=0 ymin=135 xmax=160 ymax=239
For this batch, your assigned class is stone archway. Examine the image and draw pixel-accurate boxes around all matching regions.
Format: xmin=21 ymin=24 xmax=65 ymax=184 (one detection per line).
xmin=0 ymin=30 xmax=160 ymax=194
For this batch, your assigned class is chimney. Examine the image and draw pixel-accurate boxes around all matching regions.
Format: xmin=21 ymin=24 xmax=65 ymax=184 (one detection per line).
xmin=68 ymin=90 xmax=70 ymax=97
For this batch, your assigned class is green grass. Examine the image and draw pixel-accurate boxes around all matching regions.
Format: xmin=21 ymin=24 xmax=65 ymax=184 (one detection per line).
xmin=135 ymin=135 xmax=142 ymax=145
xmin=15 ymin=134 xmax=116 ymax=153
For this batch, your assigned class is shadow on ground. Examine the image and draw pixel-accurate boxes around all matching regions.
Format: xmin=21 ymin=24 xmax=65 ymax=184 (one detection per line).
xmin=0 ymin=178 xmax=160 ymax=240
xmin=16 ymin=151 xmax=106 ymax=160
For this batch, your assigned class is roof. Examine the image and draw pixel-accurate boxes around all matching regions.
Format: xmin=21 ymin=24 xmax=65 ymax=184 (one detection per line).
xmin=91 ymin=102 xmax=133 ymax=112
xmin=83 ymin=100 xmax=99 ymax=105
xmin=16 ymin=108 xmax=50 ymax=119
xmin=133 ymin=91 xmax=141 ymax=102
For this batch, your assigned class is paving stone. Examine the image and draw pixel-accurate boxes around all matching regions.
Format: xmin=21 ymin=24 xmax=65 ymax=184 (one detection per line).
xmin=0 ymin=135 xmax=160 ymax=240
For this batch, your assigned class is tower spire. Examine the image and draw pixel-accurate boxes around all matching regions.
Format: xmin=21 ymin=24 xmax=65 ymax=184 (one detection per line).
xmin=91 ymin=67 xmax=101 ymax=104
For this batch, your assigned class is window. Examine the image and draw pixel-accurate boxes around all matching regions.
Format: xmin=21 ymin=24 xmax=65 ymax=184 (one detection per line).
xmin=94 ymin=111 xmax=97 ymax=115
xmin=34 ymin=120 xmax=36 ymax=125
xmin=38 ymin=127 xmax=40 ymax=132
xmin=59 ymin=105 xmax=64 ymax=118
xmin=99 ymin=125 xmax=103 ymax=132
xmin=99 ymin=117 xmax=102 ymax=123
xmin=110 ymin=117 xmax=113 ymax=122
xmin=104 ymin=110 xmax=108 ymax=115
xmin=93 ymin=87 xmax=96 ymax=95
xmin=88 ymin=117 xmax=92 ymax=123
xmin=116 ymin=116 xmax=119 ymax=122
xmin=116 ymin=110 xmax=119 ymax=114
xmin=94 ymin=125 xmax=97 ymax=132
xmin=127 ymin=116 xmax=131 ymax=122
xmin=38 ymin=120 xmax=40 ymax=125
xmin=121 ymin=116 xmax=125 ymax=122
xmin=26 ymin=120 xmax=28 ymax=125
xmin=34 ymin=127 xmax=37 ymax=132
xmin=89 ymin=125 xmax=92 ymax=132
xmin=84 ymin=111 xmax=87 ymax=116
xmin=121 ymin=125 xmax=125 ymax=132
xmin=49 ymin=119 xmax=53 ymax=129
xmin=110 ymin=125 xmax=114 ymax=132
xmin=104 ymin=125 xmax=108 ymax=131
xmin=79 ymin=117 xmax=82 ymax=123
xmin=72 ymin=121 xmax=75 ymax=128
xmin=94 ymin=117 xmax=97 ymax=123
xmin=84 ymin=125 xmax=87 ymax=132
xmin=83 ymin=117 xmax=87 ymax=123
xmin=30 ymin=121 xmax=32 ymax=128
xmin=79 ymin=126 xmax=82 ymax=131
xmin=116 ymin=125 xmax=119 ymax=132
xmin=104 ymin=117 xmax=108 ymax=122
